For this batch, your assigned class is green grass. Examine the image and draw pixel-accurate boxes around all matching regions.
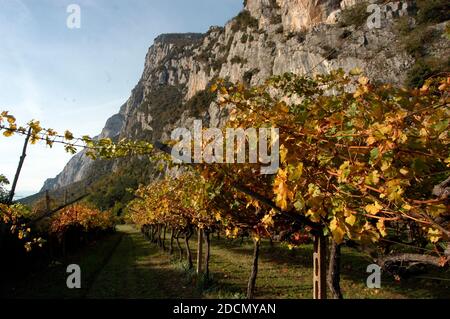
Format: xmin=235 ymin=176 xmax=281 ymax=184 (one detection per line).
xmin=5 ymin=225 xmax=450 ymax=299
xmin=196 ymin=238 xmax=450 ymax=299
xmin=86 ymin=225 xmax=200 ymax=299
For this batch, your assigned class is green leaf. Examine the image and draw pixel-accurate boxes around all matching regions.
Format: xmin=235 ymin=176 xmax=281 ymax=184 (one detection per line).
xmin=369 ymin=147 xmax=379 ymax=165
xmin=293 ymin=193 xmax=305 ymax=212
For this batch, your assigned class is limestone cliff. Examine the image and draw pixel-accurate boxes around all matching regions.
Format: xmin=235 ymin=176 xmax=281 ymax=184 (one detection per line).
xmin=40 ymin=0 xmax=449 ymax=192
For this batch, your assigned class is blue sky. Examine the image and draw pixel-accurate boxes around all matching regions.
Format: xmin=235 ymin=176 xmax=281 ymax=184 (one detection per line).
xmin=0 ymin=0 xmax=242 ymax=197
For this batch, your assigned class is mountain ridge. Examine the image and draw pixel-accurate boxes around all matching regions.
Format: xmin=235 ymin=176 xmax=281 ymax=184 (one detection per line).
xmin=39 ymin=0 xmax=449 ymax=194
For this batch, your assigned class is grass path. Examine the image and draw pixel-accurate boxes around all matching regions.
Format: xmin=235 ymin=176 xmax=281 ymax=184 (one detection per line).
xmin=89 ymin=225 xmax=450 ymax=299
xmin=4 ymin=224 xmax=450 ymax=299
xmin=86 ymin=225 xmax=200 ymax=298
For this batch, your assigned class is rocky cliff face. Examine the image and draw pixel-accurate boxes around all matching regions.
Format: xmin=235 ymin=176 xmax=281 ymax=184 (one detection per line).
xmin=40 ymin=0 xmax=448 ymax=192
xmin=40 ymin=104 xmax=126 ymax=191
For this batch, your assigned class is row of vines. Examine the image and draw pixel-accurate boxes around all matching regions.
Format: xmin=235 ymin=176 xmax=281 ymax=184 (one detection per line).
xmin=0 ymin=200 xmax=115 ymax=280
xmin=0 ymin=69 xmax=449 ymax=298
xmin=126 ymin=70 xmax=450 ymax=298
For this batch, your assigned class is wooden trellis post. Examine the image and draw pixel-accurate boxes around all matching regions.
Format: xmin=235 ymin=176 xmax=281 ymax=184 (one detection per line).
xmin=45 ymin=190 xmax=50 ymax=213
xmin=8 ymin=127 xmax=32 ymax=204
xmin=196 ymin=227 xmax=203 ymax=274
xmin=313 ymin=233 xmax=327 ymax=299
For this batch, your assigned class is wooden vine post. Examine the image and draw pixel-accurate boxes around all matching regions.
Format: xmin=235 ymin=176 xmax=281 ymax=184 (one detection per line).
xmin=196 ymin=227 xmax=203 ymax=274
xmin=45 ymin=190 xmax=50 ymax=213
xmin=7 ymin=127 xmax=32 ymax=204
xmin=313 ymin=233 xmax=327 ymax=299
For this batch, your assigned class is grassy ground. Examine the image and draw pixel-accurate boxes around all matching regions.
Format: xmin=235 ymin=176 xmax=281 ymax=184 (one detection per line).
xmin=4 ymin=224 xmax=450 ymax=299
xmin=86 ymin=225 xmax=200 ymax=298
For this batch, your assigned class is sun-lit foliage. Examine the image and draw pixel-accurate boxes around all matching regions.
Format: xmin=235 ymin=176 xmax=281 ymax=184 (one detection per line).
xmin=0 ymin=203 xmax=45 ymax=251
xmin=208 ymin=70 xmax=449 ymax=247
xmin=49 ymin=204 xmax=115 ymax=235
xmin=127 ymin=172 xmax=217 ymax=233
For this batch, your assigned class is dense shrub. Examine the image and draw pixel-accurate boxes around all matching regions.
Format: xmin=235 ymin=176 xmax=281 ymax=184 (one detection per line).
xmin=402 ymin=25 xmax=437 ymax=57
xmin=230 ymin=55 xmax=248 ymax=65
xmin=88 ymin=157 xmax=155 ymax=210
xmin=416 ymin=0 xmax=450 ymax=25
xmin=406 ymin=56 xmax=450 ymax=88
xmin=287 ymin=31 xmax=306 ymax=43
xmin=243 ymin=68 xmax=260 ymax=85
xmin=392 ymin=4 xmax=448 ymax=87
xmin=394 ymin=16 xmax=413 ymax=36
xmin=339 ymin=1 xmax=370 ymax=27
xmin=271 ymin=14 xmax=282 ymax=25
xmin=231 ymin=10 xmax=259 ymax=32
xmin=184 ymin=84 xmax=217 ymax=117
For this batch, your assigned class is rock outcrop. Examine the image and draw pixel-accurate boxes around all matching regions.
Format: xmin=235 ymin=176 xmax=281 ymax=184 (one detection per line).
xmin=40 ymin=104 xmax=126 ymax=191
xmin=40 ymin=0 xmax=448 ymax=192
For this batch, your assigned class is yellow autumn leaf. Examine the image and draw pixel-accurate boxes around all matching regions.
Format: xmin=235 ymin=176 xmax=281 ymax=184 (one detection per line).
xmin=386 ymin=180 xmax=404 ymax=202
xmin=365 ymin=201 xmax=383 ymax=215
xmin=428 ymin=228 xmax=442 ymax=243
xmin=330 ymin=217 xmax=346 ymax=244
xmin=280 ymin=144 xmax=288 ymax=164
xmin=365 ymin=170 xmax=380 ymax=186
xmin=380 ymin=160 xmax=391 ymax=171
xmin=345 ymin=214 xmax=356 ymax=226
xmin=353 ymin=88 xmax=364 ymax=98
xmin=402 ymin=204 xmax=412 ymax=211
xmin=3 ymin=130 xmax=13 ymax=137
xmin=438 ymin=82 xmax=448 ymax=91
xmin=349 ymin=67 xmax=362 ymax=75
xmin=377 ymin=218 xmax=387 ymax=237
xmin=366 ymin=135 xmax=376 ymax=145
xmin=337 ymin=161 xmax=351 ymax=183
xmin=261 ymin=213 xmax=274 ymax=228
xmin=7 ymin=115 xmax=16 ymax=124
xmin=273 ymin=168 xmax=292 ymax=211
xmin=398 ymin=132 xmax=408 ymax=143
xmin=289 ymin=162 xmax=303 ymax=181
xmin=306 ymin=209 xmax=321 ymax=222
xmin=420 ymin=83 xmax=429 ymax=92
xmin=277 ymin=101 xmax=289 ymax=113
xmin=24 ymin=242 xmax=32 ymax=252
xmin=427 ymin=204 xmax=447 ymax=218
xmin=419 ymin=128 xmax=428 ymax=137
xmin=64 ymin=130 xmax=74 ymax=140
xmin=378 ymin=124 xmax=392 ymax=135
xmin=358 ymin=76 xmax=369 ymax=85
xmin=219 ymin=86 xmax=228 ymax=95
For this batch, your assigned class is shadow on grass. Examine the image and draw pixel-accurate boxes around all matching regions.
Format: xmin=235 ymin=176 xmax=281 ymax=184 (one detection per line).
xmin=1 ymin=231 xmax=124 ymax=299
xmin=11 ymin=225 xmax=447 ymax=299
xmin=209 ymin=238 xmax=450 ymax=299
xmin=87 ymin=228 xmax=202 ymax=299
